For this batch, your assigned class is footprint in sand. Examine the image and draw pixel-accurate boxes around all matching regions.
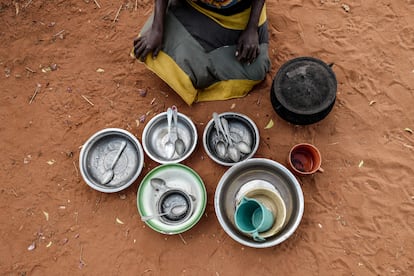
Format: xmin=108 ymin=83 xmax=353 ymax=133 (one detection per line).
xmin=398 ymin=27 xmax=414 ymax=49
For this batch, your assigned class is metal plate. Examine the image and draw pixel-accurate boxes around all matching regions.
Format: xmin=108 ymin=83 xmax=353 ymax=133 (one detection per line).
xmin=79 ymin=128 xmax=144 ymax=193
xmin=214 ymin=158 xmax=304 ymax=248
xmin=137 ymin=164 xmax=207 ymax=234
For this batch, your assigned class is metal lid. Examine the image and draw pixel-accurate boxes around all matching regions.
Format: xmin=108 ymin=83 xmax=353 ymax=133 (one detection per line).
xmin=272 ymin=57 xmax=337 ymax=115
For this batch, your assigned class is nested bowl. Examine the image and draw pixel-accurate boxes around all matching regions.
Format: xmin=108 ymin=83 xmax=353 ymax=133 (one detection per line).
xmin=214 ymin=158 xmax=304 ymax=248
xmin=137 ymin=163 xmax=207 ymax=234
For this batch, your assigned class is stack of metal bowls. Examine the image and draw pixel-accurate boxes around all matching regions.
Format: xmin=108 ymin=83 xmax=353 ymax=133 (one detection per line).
xmin=137 ymin=163 xmax=207 ymax=235
xmin=214 ymin=158 xmax=304 ymax=248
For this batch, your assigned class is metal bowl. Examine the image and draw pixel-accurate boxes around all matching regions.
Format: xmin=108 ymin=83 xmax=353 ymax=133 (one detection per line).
xmin=79 ymin=128 xmax=144 ymax=193
xmin=214 ymin=158 xmax=304 ymax=248
xmin=142 ymin=111 xmax=197 ymax=164
xmin=156 ymin=189 xmax=193 ymax=224
xmin=203 ymin=112 xmax=259 ymax=166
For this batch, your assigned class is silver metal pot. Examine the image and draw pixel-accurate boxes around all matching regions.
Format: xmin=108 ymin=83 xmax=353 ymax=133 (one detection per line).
xmin=214 ymin=158 xmax=304 ymax=248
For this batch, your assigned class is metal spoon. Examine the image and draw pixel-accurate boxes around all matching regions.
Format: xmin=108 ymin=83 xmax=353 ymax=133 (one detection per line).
xmin=212 ymin=112 xmax=227 ymax=159
xmin=227 ymin=132 xmax=251 ymax=154
xmin=235 ymin=140 xmax=251 ymax=154
xmin=221 ymin=118 xmax=241 ymax=162
xmin=172 ymin=105 xmax=186 ymax=156
xmin=140 ymin=203 xmax=187 ymax=221
xmin=150 ymin=177 xmax=168 ymax=192
xmin=150 ymin=178 xmax=196 ymax=200
xmin=165 ymin=108 xmax=175 ymax=159
xmin=101 ymin=140 xmax=127 ymax=185
xmin=230 ymin=135 xmax=251 ymax=154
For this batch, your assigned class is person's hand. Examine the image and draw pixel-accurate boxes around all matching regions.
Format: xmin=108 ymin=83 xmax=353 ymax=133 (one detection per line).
xmin=235 ymin=28 xmax=260 ymax=64
xmin=133 ymin=27 xmax=163 ymax=61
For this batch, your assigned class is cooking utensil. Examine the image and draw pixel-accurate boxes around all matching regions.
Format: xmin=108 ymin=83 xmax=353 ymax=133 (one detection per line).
xmin=142 ymin=110 xmax=197 ymax=164
xmin=79 ymin=128 xmax=144 ymax=193
xmin=100 ymin=140 xmax=127 ymax=185
xmin=172 ymin=105 xmax=186 ymax=156
xmin=270 ymin=57 xmax=337 ymax=125
xmin=221 ymin=117 xmax=240 ymax=162
xmin=203 ymin=112 xmax=259 ymax=166
xmin=150 ymin=177 xmax=197 ymax=200
xmin=165 ymin=108 xmax=175 ymax=159
xmin=150 ymin=177 xmax=168 ymax=192
xmin=212 ymin=112 xmax=227 ymax=159
xmin=137 ymin=163 xmax=207 ymax=235
xmin=230 ymin=134 xmax=251 ymax=154
xmin=214 ymin=158 xmax=304 ymax=248
xmin=150 ymin=177 xmax=196 ymax=201
xmin=141 ymin=203 xmax=187 ymax=221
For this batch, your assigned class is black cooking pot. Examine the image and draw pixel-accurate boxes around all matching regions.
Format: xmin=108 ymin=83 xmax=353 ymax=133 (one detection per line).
xmin=270 ymin=57 xmax=337 ymax=125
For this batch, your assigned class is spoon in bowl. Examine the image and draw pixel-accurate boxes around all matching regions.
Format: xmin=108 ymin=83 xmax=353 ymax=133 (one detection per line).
xmin=101 ymin=140 xmax=127 ymax=185
xmin=172 ymin=105 xmax=186 ymax=156
xmin=141 ymin=203 xmax=187 ymax=221
xmin=150 ymin=177 xmax=169 ymax=192
xmin=229 ymin=134 xmax=251 ymax=154
xmin=165 ymin=108 xmax=175 ymax=159
xmin=221 ymin=117 xmax=240 ymax=162
xmin=212 ymin=112 xmax=227 ymax=159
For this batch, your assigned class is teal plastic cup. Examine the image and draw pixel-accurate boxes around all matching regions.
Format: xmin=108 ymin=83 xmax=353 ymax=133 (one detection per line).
xmin=234 ymin=197 xmax=274 ymax=242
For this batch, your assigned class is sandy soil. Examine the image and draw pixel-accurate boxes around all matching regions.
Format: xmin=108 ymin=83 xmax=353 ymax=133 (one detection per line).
xmin=1 ymin=0 xmax=414 ymax=275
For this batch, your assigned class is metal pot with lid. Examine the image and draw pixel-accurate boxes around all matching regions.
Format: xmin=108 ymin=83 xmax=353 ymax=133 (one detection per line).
xmin=270 ymin=57 xmax=337 ymax=125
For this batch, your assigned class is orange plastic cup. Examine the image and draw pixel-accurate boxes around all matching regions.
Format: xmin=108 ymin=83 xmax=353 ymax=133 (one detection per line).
xmin=288 ymin=143 xmax=323 ymax=176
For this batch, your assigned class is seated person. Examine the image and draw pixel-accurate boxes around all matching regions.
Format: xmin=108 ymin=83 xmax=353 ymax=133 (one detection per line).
xmin=133 ymin=0 xmax=271 ymax=105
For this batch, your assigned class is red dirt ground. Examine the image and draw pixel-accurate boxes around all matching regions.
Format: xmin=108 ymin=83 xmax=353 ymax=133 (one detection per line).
xmin=1 ymin=0 xmax=413 ymax=275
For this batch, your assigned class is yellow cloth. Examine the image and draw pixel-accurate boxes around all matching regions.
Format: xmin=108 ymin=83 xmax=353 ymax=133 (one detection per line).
xmin=143 ymin=51 xmax=261 ymax=105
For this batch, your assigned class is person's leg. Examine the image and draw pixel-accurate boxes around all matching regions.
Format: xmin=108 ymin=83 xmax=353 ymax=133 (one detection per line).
xmin=136 ymin=1 xmax=270 ymax=104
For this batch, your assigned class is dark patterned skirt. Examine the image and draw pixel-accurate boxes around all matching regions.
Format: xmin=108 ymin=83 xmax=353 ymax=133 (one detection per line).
xmin=136 ymin=0 xmax=270 ymax=105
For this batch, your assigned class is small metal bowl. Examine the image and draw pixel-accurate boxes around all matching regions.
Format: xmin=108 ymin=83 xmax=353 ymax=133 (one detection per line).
xmin=142 ymin=111 xmax=197 ymax=164
xmin=203 ymin=112 xmax=259 ymax=166
xmin=79 ymin=128 xmax=144 ymax=193
xmin=157 ymin=189 xmax=193 ymax=224
xmin=214 ymin=158 xmax=304 ymax=248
